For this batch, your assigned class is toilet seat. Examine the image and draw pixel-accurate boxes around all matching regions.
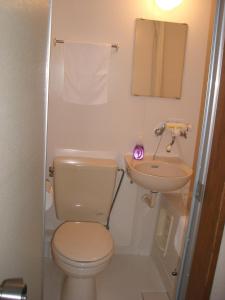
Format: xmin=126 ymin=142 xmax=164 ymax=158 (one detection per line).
xmin=53 ymin=246 xmax=113 ymax=272
xmin=52 ymin=221 xmax=114 ymax=263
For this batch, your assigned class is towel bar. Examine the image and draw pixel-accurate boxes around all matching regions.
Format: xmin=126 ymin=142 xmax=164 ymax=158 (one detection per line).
xmin=53 ymin=38 xmax=119 ymax=50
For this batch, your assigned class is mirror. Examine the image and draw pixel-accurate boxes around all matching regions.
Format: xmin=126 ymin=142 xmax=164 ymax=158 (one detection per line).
xmin=132 ymin=19 xmax=188 ymax=99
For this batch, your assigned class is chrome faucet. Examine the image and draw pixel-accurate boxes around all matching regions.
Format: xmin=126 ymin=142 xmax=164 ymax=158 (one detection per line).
xmin=154 ymin=123 xmax=166 ymax=136
xmin=154 ymin=121 xmax=191 ymax=154
xmin=166 ymin=135 xmax=176 ymax=152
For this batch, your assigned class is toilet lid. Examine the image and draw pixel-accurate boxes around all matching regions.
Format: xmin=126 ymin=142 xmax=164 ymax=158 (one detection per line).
xmin=53 ymin=222 xmax=114 ymax=262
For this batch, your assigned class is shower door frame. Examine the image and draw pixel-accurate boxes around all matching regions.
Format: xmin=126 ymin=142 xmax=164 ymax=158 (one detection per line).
xmin=176 ymin=0 xmax=225 ymax=299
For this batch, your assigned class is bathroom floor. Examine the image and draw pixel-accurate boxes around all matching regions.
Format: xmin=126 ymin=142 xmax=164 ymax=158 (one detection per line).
xmin=43 ymin=254 xmax=168 ymax=300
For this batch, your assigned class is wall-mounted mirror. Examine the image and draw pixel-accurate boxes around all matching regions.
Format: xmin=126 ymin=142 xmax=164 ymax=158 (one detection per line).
xmin=132 ymin=19 xmax=188 ymax=99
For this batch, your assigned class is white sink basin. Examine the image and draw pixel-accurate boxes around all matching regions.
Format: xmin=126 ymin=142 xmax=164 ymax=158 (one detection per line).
xmin=125 ymin=154 xmax=192 ymax=192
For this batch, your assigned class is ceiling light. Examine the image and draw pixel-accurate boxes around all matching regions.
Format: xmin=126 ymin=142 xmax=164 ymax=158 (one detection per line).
xmin=155 ymin=0 xmax=183 ymax=10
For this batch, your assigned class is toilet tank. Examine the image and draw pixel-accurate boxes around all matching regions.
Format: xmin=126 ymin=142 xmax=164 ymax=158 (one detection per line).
xmin=53 ymin=157 xmax=118 ymax=225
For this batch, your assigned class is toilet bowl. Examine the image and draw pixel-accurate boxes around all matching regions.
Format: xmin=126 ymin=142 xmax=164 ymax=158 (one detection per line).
xmin=52 ymin=221 xmax=114 ymax=300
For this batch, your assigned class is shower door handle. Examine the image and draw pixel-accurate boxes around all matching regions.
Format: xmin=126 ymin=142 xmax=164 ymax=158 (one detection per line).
xmin=0 ymin=278 xmax=27 ymax=300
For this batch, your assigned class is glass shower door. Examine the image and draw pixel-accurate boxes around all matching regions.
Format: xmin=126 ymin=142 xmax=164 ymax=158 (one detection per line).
xmin=0 ymin=1 xmax=50 ymax=299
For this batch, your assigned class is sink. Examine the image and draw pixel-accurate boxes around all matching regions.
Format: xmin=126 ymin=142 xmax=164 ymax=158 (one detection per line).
xmin=125 ymin=154 xmax=193 ymax=192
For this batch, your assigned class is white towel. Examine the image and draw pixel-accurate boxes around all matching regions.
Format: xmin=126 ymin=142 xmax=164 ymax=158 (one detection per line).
xmin=63 ymin=41 xmax=111 ymax=105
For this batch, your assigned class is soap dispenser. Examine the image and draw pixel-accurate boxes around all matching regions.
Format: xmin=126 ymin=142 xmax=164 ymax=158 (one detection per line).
xmin=133 ymin=136 xmax=144 ymax=160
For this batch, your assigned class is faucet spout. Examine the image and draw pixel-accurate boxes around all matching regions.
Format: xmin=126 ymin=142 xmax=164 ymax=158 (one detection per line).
xmin=166 ymin=135 xmax=176 ymax=152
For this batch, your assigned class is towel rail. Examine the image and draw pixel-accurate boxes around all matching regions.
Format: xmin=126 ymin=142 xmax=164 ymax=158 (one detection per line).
xmin=53 ymin=38 xmax=119 ymax=50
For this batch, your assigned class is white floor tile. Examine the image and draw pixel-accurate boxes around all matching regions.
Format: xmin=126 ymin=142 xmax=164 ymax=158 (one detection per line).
xmin=43 ymin=255 xmax=166 ymax=300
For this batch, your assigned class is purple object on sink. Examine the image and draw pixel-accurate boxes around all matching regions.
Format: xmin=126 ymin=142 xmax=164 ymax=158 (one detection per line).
xmin=133 ymin=144 xmax=144 ymax=160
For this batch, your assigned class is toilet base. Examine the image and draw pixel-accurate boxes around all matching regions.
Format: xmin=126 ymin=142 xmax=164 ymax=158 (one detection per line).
xmin=61 ymin=276 xmax=96 ymax=300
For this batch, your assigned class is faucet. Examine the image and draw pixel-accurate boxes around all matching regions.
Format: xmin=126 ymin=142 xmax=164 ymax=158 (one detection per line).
xmin=154 ymin=123 xmax=166 ymax=136
xmin=166 ymin=135 xmax=176 ymax=152
xmin=154 ymin=121 xmax=191 ymax=154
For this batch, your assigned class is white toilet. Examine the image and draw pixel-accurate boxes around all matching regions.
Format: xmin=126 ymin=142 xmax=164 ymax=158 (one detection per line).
xmin=51 ymin=156 xmax=117 ymax=300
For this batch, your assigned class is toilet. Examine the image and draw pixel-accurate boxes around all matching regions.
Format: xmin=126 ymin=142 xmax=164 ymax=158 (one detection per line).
xmin=51 ymin=156 xmax=118 ymax=300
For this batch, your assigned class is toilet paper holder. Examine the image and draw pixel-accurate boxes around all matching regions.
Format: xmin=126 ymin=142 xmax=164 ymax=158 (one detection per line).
xmin=0 ymin=278 xmax=27 ymax=300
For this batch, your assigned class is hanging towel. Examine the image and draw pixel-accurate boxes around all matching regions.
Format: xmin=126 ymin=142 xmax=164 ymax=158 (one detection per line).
xmin=63 ymin=41 xmax=111 ymax=105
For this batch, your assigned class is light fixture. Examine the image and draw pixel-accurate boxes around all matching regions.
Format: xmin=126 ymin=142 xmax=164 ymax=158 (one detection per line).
xmin=155 ymin=0 xmax=183 ymax=10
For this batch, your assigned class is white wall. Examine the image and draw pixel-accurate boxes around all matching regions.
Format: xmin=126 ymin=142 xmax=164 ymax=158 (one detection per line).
xmin=46 ymin=0 xmax=213 ymax=254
